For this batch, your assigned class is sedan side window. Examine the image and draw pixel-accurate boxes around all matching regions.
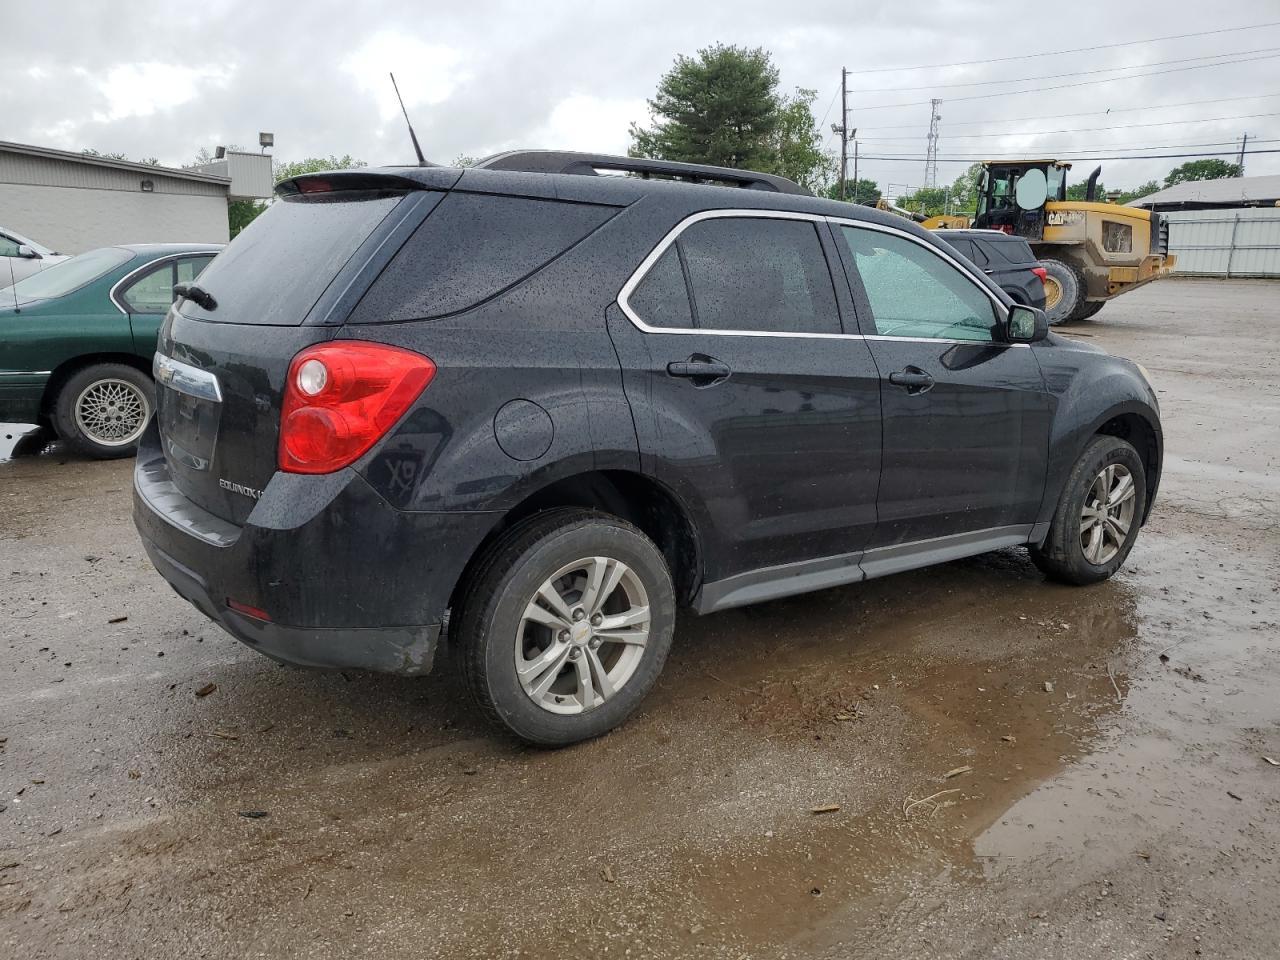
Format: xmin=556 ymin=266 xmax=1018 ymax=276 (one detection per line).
xmin=841 ymin=227 xmax=998 ymax=342
xmin=176 ymin=256 xmax=214 ymax=283
xmin=120 ymin=262 xmax=175 ymax=314
xmin=0 ymin=234 xmax=20 ymax=257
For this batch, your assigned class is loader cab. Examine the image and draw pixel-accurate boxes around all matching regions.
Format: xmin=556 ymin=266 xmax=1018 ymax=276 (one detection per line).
xmin=973 ymin=160 xmax=1070 ymax=240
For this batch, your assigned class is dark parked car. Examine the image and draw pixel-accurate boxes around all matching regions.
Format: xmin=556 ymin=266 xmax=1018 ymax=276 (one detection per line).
xmin=134 ymin=152 xmax=1162 ymax=746
xmin=0 ymin=244 xmax=220 ymax=457
xmin=935 ymin=228 xmax=1047 ymax=310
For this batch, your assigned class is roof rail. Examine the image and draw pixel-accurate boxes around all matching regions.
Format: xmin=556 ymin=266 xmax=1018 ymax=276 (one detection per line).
xmin=472 ymin=150 xmax=810 ymax=196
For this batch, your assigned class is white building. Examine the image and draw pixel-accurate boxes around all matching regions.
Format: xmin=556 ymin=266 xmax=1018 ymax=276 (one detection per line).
xmin=0 ymin=141 xmax=273 ymax=255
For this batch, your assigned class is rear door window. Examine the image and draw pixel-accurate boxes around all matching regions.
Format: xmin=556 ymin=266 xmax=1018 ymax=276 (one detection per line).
xmin=185 ymin=192 xmax=404 ymax=325
xmin=675 ymin=217 xmax=839 ymax=335
xmin=627 ymin=247 xmax=693 ymax=329
xmin=121 ymin=262 xmax=177 ymax=313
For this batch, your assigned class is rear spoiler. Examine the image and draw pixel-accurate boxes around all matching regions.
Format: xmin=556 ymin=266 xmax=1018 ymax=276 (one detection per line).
xmin=276 ymin=168 xmax=463 ymax=197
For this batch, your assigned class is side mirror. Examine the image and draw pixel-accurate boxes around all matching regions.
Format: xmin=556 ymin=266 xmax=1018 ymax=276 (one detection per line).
xmin=1007 ymin=304 xmax=1048 ymax=343
xmin=16 ymin=245 xmax=40 ymax=260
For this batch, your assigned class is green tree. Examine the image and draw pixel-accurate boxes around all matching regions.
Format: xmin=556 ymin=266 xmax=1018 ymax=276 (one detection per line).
xmin=771 ymin=88 xmax=828 ymax=192
xmin=273 ymin=155 xmax=366 ymax=182
xmin=630 ymin=44 xmax=781 ymax=171
xmin=1113 ymin=180 xmax=1160 ymax=204
xmin=1066 ymin=179 xmax=1105 ymax=201
xmin=947 ymin=163 xmax=984 ymax=214
xmin=822 ymin=178 xmax=881 ymax=205
xmin=1163 ymin=158 xmax=1241 ymax=187
xmin=894 ymin=186 xmax=949 ymax=218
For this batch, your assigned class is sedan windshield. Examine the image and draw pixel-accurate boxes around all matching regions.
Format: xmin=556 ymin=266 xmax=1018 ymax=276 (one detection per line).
xmin=8 ymin=247 xmax=133 ymax=304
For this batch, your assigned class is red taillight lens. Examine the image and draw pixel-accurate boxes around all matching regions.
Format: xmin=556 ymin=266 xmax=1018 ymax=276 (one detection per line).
xmin=279 ymin=341 xmax=435 ymax=474
xmin=1031 ymin=266 xmax=1048 ymax=283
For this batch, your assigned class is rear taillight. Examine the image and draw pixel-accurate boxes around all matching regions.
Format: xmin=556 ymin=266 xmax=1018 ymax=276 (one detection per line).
xmin=1031 ymin=265 xmax=1048 ymax=283
xmin=279 ymin=341 xmax=435 ymax=474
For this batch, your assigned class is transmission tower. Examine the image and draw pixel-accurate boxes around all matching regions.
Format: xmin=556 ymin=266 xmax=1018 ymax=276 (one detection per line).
xmin=924 ymin=99 xmax=942 ymax=189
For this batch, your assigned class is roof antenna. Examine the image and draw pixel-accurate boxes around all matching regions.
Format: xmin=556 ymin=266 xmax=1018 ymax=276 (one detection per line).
xmin=389 ymin=72 xmax=427 ymax=167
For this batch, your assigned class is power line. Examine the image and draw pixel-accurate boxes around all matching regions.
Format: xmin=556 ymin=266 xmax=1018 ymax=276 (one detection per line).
xmin=847 ymin=46 xmax=1280 ymax=94
xmin=851 ymin=51 xmax=1280 ymax=111
xmin=852 ymin=148 xmax=1280 ymax=163
xmin=841 ymin=20 xmax=1280 ymax=75
xmin=856 ymin=95 xmax=1280 ymax=132
xmin=857 ymin=113 xmax=1280 ymax=141
xmin=858 ymin=138 xmax=1279 ymax=153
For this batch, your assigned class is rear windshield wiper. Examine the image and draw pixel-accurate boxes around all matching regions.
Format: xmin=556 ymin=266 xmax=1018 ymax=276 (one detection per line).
xmin=174 ymin=282 xmax=217 ymax=311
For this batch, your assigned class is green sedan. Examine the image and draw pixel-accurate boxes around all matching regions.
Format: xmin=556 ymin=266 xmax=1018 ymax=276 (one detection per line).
xmin=0 ymin=243 xmax=221 ymax=458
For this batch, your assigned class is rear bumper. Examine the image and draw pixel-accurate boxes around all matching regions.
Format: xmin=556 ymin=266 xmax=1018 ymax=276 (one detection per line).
xmin=132 ymin=423 xmax=500 ymax=675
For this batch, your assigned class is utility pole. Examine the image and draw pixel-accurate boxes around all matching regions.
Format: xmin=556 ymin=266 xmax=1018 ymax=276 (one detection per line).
xmin=1237 ymin=132 xmax=1249 ymax=175
xmin=839 ymin=68 xmax=848 ymax=201
xmin=924 ymin=98 xmax=942 ymax=189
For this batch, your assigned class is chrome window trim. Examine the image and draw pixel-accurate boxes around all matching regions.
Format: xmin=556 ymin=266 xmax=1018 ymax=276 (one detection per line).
xmin=153 ymin=352 xmax=223 ymax=403
xmin=108 ymin=252 xmax=216 ymax=316
xmin=616 ymin=208 xmax=1028 ymax=348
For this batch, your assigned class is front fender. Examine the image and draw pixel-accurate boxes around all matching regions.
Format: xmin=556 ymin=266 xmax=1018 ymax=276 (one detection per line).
xmin=1033 ymin=341 xmax=1162 ymax=531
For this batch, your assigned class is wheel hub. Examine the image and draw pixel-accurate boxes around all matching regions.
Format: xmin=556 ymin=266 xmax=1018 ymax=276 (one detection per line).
xmin=515 ymin=556 xmax=652 ymax=715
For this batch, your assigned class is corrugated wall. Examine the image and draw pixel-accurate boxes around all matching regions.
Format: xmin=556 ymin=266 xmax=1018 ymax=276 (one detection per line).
xmin=0 ymin=150 xmax=227 ymax=197
xmin=1165 ymin=208 xmax=1280 ymax=278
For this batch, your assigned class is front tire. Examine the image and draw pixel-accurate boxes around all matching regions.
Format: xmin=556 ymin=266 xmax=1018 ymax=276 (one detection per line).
xmin=456 ymin=508 xmax=676 ymax=746
xmin=1031 ymin=436 xmax=1146 ymax=585
xmin=53 ymin=363 xmax=154 ymax=459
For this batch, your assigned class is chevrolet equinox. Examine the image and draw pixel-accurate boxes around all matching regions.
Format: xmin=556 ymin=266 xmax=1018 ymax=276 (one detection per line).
xmin=133 ymin=151 xmax=1162 ymax=745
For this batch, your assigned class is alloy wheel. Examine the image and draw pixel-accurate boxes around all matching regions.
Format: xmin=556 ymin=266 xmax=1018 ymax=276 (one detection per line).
xmin=1080 ymin=463 xmax=1137 ymax=565
xmin=515 ymin=556 xmax=651 ymax=715
xmin=73 ymin=378 xmax=150 ymax=446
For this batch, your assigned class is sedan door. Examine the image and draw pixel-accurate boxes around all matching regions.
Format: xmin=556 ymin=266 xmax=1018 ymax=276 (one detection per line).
xmin=609 ymin=212 xmax=883 ymax=596
xmin=833 ymin=223 xmax=1051 ymax=555
xmin=113 ymin=255 xmax=214 ymax=353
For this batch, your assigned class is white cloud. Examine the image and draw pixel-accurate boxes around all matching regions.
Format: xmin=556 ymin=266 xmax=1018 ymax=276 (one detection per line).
xmin=93 ymin=62 xmax=231 ymax=123
xmin=527 ymin=95 xmax=652 ymax=155
xmin=341 ymin=32 xmax=467 ymax=123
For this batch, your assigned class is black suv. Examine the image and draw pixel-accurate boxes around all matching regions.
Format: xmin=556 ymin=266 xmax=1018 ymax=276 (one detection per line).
xmin=134 ymin=151 xmax=1162 ymax=746
xmin=935 ymin=228 xmax=1047 ymax=309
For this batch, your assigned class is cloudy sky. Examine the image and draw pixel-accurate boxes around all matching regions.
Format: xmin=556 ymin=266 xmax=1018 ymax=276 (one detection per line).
xmin=6 ymin=0 xmax=1279 ymax=196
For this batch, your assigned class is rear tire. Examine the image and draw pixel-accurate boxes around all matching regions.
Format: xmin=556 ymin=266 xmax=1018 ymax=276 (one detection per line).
xmin=52 ymin=363 xmax=154 ymax=459
xmin=1030 ymin=435 xmax=1146 ymax=585
xmin=456 ymin=508 xmax=676 ymax=747
xmin=1040 ymin=258 xmax=1084 ymax=325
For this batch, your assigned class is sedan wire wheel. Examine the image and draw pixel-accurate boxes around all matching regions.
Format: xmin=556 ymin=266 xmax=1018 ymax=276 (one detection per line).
xmin=516 ymin=556 xmax=650 ymax=715
xmin=74 ymin=378 xmax=150 ymax=446
xmin=1080 ymin=463 xmax=1137 ymax=565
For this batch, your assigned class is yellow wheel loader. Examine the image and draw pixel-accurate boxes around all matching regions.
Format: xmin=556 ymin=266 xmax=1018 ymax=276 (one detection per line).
xmin=969 ymin=160 xmax=1175 ymax=324
xmin=877 ymin=161 xmax=1176 ymax=323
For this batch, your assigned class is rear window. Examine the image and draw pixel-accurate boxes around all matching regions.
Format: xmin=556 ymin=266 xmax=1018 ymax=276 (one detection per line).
xmin=10 ymin=247 xmax=133 ymax=304
xmin=348 ymin=192 xmax=617 ymax=324
xmin=983 ymin=236 xmax=1036 ymax=265
xmin=184 ymin=191 xmax=403 ymax=325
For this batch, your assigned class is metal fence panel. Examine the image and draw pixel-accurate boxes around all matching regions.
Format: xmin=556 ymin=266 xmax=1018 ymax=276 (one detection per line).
xmin=1165 ymin=208 xmax=1280 ymax=277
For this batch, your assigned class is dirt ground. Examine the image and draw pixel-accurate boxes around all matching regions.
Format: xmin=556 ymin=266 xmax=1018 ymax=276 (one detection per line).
xmin=2 ymin=278 xmax=1278 ymax=959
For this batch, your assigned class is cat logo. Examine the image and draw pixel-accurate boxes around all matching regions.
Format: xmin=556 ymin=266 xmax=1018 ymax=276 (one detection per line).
xmin=1048 ymin=210 xmax=1085 ymax=227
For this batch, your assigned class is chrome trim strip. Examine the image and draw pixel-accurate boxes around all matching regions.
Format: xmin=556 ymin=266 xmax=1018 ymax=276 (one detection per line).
xmin=108 ymin=251 xmax=218 ymax=316
xmin=0 ymin=370 xmax=52 ymax=376
xmin=153 ymin=353 xmax=223 ymax=403
xmin=615 ymin=208 xmax=1027 ymax=346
